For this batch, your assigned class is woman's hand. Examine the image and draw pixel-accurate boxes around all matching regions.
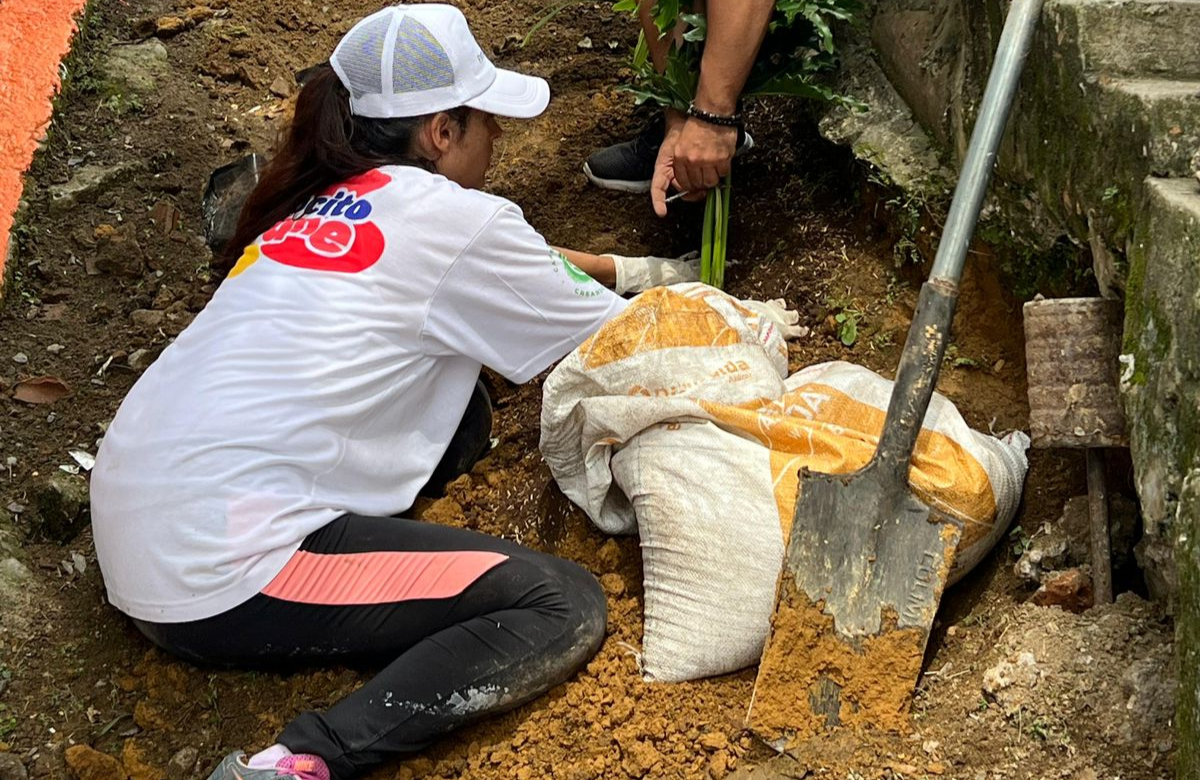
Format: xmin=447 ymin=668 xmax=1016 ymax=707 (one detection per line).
xmin=606 ymin=251 xmax=701 ymax=294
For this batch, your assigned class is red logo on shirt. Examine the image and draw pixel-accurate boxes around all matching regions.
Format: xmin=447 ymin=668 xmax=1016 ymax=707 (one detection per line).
xmin=256 ymin=170 xmax=391 ymax=274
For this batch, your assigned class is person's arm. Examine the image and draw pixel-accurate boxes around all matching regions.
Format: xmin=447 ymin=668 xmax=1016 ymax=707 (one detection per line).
xmin=554 ymin=246 xmax=704 ymax=295
xmin=651 ymin=0 xmax=775 ymax=216
xmin=555 ymin=247 xmax=616 ymax=288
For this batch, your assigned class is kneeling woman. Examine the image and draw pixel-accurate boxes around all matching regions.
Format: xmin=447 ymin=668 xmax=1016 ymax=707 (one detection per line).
xmin=90 ymin=5 xmax=696 ymax=780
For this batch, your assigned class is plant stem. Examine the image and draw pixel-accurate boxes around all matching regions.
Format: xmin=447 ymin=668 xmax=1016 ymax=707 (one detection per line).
xmin=701 ymin=173 xmax=732 ymax=288
xmin=701 ymin=185 xmax=715 ymax=285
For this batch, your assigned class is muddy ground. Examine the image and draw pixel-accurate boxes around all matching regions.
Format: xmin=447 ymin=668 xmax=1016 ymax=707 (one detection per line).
xmin=0 ymin=1 xmax=1174 ymax=779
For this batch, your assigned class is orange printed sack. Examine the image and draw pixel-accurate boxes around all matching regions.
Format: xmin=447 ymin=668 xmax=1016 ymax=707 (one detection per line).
xmin=541 ymin=284 xmax=1029 ymax=682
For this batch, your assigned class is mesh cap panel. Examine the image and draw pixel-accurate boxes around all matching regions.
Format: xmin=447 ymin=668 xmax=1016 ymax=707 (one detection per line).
xmin=392 ymin=16 xmax=455 ymax=94
xmin=337 ymin=13 xmax=392 ymax=100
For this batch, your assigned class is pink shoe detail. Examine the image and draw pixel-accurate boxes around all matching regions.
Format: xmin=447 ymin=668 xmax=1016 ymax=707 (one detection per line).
xmin=276 ymin=754 xmax=331 ymax=780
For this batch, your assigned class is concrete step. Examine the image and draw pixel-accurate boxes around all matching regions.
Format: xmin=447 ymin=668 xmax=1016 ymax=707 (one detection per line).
xmin=1052 ymin=0 xmax=1200 ymax=79
xmin=1143 ymin=176 xmax=1200 ymax=230
xmin=1100 ymin=78 xmax=1200 ymax=177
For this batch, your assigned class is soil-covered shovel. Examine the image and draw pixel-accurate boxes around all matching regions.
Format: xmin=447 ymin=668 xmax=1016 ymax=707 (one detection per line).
xmin=747 ymin=0 xmax=1044 ymax=745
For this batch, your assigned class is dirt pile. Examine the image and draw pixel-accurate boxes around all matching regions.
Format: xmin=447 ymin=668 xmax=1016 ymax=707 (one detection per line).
xmin=980 ymin=596 xmax=1175 ymax=768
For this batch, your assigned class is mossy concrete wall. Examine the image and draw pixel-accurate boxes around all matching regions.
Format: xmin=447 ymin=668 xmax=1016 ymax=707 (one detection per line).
xmin=1122 ymin=178 xmax=1199 ymax=591
xmin=830 ymin=0 xmax=1200 ymax=295
xmin=1123 ymin=177 xmax=1200 ymax=776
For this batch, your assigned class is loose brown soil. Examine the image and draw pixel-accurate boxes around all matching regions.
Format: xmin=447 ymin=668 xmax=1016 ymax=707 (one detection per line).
xmin=0 ymin=1 xmax=1168 ymax=779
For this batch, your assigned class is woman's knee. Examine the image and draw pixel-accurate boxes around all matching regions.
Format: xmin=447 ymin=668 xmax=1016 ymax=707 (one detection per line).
xmin=541 ymin=554 xmax=608 ymax=659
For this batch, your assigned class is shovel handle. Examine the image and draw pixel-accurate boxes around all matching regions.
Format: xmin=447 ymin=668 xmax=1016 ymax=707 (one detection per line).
xmin=872 ymin=0 xmax=1043 ymax=485
xmin=874 ymin=279 xmax=957 ymax=485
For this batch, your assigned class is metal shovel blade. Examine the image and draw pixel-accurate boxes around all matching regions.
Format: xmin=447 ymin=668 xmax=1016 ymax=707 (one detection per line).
xmin=747 ymin=460 xmax=961 ymax=746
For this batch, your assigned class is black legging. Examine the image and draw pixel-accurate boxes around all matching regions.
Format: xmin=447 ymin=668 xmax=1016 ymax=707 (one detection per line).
xmin=135 ymin=515 xmax=607 ymax=779
xmin=130 ymin=381 xmax=608 ymax=779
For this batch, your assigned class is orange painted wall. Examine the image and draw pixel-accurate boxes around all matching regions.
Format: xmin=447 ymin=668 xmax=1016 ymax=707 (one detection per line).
xmin=0 ymin=0 xmax=88 ymax=290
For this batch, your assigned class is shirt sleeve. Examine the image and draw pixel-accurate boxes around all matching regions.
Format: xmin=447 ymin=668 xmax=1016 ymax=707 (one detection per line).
xmin=420 ymin=204 xmax=627 ymax=383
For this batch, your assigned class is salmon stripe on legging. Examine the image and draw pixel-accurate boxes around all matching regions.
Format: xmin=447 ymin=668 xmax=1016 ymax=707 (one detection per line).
xmin=261 ymin=549 xmax=510 ymax=605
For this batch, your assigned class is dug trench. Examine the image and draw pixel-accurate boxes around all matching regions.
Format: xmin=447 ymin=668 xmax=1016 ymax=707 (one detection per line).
xmin=0 ymin=0 xmax=1173 ymax=779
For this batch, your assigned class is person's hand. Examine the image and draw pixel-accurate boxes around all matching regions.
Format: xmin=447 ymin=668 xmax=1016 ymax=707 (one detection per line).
xmin=672 ymin=118 xmax=737 ymax=195
xmin=606 ymin=251 xmax=701 ymax=294
xmin=651 ymin=111 xmax=688 ymax=218
xmin=739 ymin=298 xmax=809 ymax=340
xmin=652 ymin=116 xmax=738 ymax=218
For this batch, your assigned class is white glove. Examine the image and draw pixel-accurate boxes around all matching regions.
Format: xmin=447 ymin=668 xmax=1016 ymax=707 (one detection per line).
xmin=740 ymin=298 xmax=809 ymax=340
xmin=607 ymin=251 xmax=701 ymax=295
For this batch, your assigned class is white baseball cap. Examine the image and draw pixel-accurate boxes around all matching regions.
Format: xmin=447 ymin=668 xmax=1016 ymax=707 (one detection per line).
xmin=330 ymin=4 xmax=550 ymax=120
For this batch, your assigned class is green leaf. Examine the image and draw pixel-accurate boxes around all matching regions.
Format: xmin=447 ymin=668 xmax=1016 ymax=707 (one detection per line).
xmin=613 ymin=0 xmax=638 ymax=11
xmin=653 ymin=0 xmax=681 ymax=35
xmin=680 ymin=12 xmax=707 ymax=42
xmin=803 ymin=8 xmax=835 ymax=53
xmin=840 ymin=318 xmax=858 ymax=346
xmin=632 ymin=30 xmax=650 ymax=69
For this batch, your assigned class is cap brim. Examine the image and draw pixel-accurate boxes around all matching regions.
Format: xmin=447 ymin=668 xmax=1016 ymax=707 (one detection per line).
xmin=464 ymin=68 xmax=550 ymax=119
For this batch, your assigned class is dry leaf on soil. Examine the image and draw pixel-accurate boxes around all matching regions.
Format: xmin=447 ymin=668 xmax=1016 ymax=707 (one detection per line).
xmin=13 ymin=375 xmax=71 ymax=404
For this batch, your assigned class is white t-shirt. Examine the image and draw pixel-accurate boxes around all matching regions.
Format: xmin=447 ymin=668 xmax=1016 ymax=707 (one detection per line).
xmin=91 ymin=165 xmax=626 ymax=623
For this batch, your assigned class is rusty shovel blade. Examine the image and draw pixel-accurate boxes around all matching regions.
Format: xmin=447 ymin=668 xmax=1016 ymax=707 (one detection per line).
xmin=747 ymin=461 xmax=962 ymax=747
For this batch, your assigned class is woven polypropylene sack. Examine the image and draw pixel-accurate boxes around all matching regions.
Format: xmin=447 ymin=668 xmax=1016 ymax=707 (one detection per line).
xmin=540 ymin=284 xmax=1029 ymax=682
xmin=610 ymin=420 xmax=782 ymax=681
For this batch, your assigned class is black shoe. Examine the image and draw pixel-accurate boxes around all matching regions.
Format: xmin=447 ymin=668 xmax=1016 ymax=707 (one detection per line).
xmin=583 ymin=116 xmax=755 ymax=194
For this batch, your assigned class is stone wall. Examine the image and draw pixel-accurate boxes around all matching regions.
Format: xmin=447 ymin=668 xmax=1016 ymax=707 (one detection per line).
xmin=827 ymin=0 xmax=1200 ymax=295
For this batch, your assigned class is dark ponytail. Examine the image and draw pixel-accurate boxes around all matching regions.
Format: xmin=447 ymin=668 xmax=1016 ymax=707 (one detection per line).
xmin=218 ymin=65 xmax=469 ymax=271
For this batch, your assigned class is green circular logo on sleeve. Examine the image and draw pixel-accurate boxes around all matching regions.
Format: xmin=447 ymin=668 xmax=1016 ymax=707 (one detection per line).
xmin=555 ymin=250 xmax=595 ymax=284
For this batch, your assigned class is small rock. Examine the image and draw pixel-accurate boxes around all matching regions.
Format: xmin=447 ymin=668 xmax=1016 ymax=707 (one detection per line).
xmin=0 ymin=558 xmax=31 ymax=583
xmin=48 ymin=162 xmax=140 ymax=213
xmin=31 ymin=473 xmax=90 ymax=543
xmin=65 ymin=745 xmax=125 ymax=780
xmin=130 ymin=309 xmax=165 ymax=329
xmin=94 ymin=224 xmax=146 ymax=277
xmin=0 ymin=752 xmax=28 ymax=780
xmin=155 ymin=15 xmax=188 ymax=37
xmin=127 ymin=349 xmax=153 ymax=371
xmin=11 ymin=353 xmax=27 ymax=364
xmin=1031 ymin=567 xmax=1094 ymax=613
xmin=1014 ymin=528 xmax=1069 ymax=584
xmin=269 ymin=75 xmax=292 ymax=98
xmin=100 ymin=40 xmax=169 ymax=96
xmin=577 ymin=36 xmax=593 ymax=49
xmin=148 ymin=200 xmax=181 ymax=236
xmin=982 ymin=651 xmax=1041 ymax=697
xmin=167 ymin=748 xmax=198 ymax=777
xmin=46 ymin=344 xmax=65 ymax=354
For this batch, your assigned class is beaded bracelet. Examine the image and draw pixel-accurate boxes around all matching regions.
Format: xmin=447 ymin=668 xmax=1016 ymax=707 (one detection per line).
xmin=686 ymin=102 xmax=743 ymax=128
